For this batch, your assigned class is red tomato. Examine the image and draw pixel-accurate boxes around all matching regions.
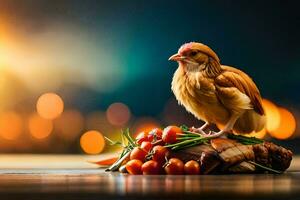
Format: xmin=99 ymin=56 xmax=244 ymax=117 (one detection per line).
xmin=135 ymin=131 xmax=149 ymax=145
xmin=162 ymin=126 xmax=182 ymax=144
xmin=149 ymin=128 xmax=163 ymax=139
xmin=141 ymin=141 xmax=153 ymax=152
xmin=164 ymin=158 xmax=184 ymax=175
xmin=125 ymin=159 xmax=143 ymax=175
xmin=141 ymin=160 xmax=161 ymax=175
xmin=147 ymin=134 xmax=154 ymax=142
xmin=184 ymin=160 xmax=200 ymax=175
xmin=130 ymin=147 xmax=147 ymax=161
xmin=152 ymin=145 xmax=170 ymax=164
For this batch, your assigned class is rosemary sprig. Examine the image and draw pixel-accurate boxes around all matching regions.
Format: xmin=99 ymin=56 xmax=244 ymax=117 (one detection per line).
xmin=104 ymin=136 xmax=124 ymax=147
xmin=122 ymin=128 xmax=136 ymax=147
xmin=105 ymin=129 xmax=136 ymax=171
xmin=164 ymin=136 xmax=208 ymax=151
xmin=227 ymin=133 xmax=263 ymax=145
xmin=171 ymin=139 xmax=208 ymax=151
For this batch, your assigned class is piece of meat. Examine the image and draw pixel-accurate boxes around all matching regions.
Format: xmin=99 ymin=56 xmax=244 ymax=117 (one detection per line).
xmin=263 ymin=142 xmax=293 ymax=171
xmin=211 ymin=138 xmax=255 ymax=169
xmin=252 ymin=143 xmax=270 ymax=168
xmin=227 ymin=161 xmax=256 ymax=173
xmin=200 ymin=151 xmax=221 ymax=174
xmin=210 ymin=138 xmax=237 ymax=152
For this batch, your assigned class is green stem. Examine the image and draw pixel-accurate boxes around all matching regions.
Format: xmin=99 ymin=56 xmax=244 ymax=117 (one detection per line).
xmin=177 ymin=137 xmax=199 ymax=140
xmin=228 ymin=134 xmax=263 ymax=145
xmin=104 ymin=136 xmax=124 ymax=147
xmin=106 ymin=150 xmax=131 ymax=171
xmin=122 ymin=129 xmax=136 ymax=147
xmin=248 ymin=161 xmax=282 ymax=174
xmin=172 ymin=140 xmax=205 ymax=151
xmin=165 ymin=137 xmax=204 ymax=148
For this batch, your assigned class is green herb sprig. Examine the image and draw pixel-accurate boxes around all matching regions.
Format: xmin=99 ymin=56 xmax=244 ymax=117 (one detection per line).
xmin=105 ymin=129 xmax=136 ymax=171
xmin=227 ymin=133 xmax=264 ymax=145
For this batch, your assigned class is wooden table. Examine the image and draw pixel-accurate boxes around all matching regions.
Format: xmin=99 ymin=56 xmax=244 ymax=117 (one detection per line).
xmin=0 ymin=154 xmax=299 ymax=200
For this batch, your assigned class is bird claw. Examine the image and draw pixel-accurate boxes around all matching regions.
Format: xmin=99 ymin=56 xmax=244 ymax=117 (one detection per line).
xmin=190 ymin=126 xmax=228 ymax=139
xmin=190 ymin=127 xmax=207 ymax=135
xmin=204 ymin=130 xmax=227 ymax=139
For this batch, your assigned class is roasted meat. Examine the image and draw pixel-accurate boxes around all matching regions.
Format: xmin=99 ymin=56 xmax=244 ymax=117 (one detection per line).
xmin=172 ymin=138 xmax=292 ymax=174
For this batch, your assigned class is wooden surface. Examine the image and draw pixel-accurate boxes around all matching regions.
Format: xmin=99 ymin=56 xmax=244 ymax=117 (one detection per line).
xmin=0 ymin=154 xmax=299 ymax=200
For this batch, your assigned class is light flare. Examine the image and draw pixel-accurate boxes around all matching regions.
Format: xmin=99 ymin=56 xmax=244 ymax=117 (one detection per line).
xmin=106 ymin=102 xmax=131 ymax=126
xmin=36 ymin=93 xmax=64 ymax=119
xmin=269 ymin=107 xmax=296 ymax=140
xmin=80 ymin=130 xmax=105 ymax=154
xmin=262 ymin=99 xmax=281 ymax=132
xmin=28 ymin=113 xmax=53 ymax=139
xmin=0 ymin=111 xmax=23 ymax=140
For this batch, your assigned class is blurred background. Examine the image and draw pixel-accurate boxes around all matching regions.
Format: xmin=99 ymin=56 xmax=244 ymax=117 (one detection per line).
xmin=0 ymin=0 xmax=299 ymax=155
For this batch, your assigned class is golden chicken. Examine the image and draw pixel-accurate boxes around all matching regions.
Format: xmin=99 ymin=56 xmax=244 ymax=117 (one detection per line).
xmin=169 ymin=42 xmax=266 ymax=137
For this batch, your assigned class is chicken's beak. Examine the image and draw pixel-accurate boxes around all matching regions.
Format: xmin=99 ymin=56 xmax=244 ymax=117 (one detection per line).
xmin=168 ymin=53 xmax=185 ymax=61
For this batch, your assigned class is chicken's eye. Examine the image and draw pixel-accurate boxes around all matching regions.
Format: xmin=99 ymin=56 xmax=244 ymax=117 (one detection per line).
xmin=190 ymin=51 xmax=197 ymax=56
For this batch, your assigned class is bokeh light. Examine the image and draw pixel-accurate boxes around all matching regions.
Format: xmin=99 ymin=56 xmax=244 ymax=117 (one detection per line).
xmin=106 ymin=102 xmax=131 ymax=126
xmin=80 ymin=130 xmax=105 ymax=154
xmin=269 ymin=107 xmax=296 ymax=140
xmin=36 ymin=93 xmax=64 ymax=119
xmin=55 ymin=109 xmax=84 ymax=140
xmin=0 ymin=111 xmax=23 ymax=140
xmin=28 ymin=113 xmax=53 ymax=139
xmin=262 ymin=99 xmax=281 ymax=132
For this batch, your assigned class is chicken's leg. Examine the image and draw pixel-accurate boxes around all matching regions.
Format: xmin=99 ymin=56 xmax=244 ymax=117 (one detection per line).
xmin=199 ymin=122 xmax=210 ymax=131
xmin=205 ymin=115 xmax=240 ymax=138
xmin=190 ymin=122 xmax=210 ymax=135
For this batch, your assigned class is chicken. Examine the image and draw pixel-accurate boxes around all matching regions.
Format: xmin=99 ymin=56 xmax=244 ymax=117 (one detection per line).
xmin=169 ymin=42 xmax=266 ymax=137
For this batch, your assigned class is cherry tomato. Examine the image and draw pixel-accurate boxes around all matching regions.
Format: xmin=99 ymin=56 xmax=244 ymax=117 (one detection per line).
xmin=164 ymin=158 xmax=184 ymax=175
xmin=152 ymin=145 xmax=170 ymax=164
xmin=162 ymin=126 xmax=182 ymax=144
xmin=141 ymin=141 xmax=153 ymax=152
xmin=125 ymin=159 xmax=143 ymax=175
xmin=184 ymin=160 xmax=200 ymax=175
xmin=147 ymin=134 xmax=154 ymax=142
xmin=135 ymin=131 xmax=149 ymax=145
xmin=130 ymin=147 xmax=147 ymax=161
xmin=149 ymin=128 xmax=163 ymax=139
xmin=141 ymin=160 xmax=161 ymax=175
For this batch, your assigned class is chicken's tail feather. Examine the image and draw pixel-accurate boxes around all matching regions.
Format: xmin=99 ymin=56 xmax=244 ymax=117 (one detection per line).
xmin=233 ymin=110 xmax=266 ymax=134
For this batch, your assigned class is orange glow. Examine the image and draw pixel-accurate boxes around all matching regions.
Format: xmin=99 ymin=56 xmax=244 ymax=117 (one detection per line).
xmin=55 ymin=110 xmax=84 ymax=140
xmin=269 ymin=108 xmax=296 ymax=140
xmin=262 ymin=99 xmax=281 ymax=132
xmin=36 ymin=93 xmax=64 ymax=119
xmin=28 ymin=113 xmax=53 ymax=139
xmin=106 ymin=102 xmax=131 ymax=126
xmin=134 ymin=117 xmax=160 ymax=136
xmin=245 ymin=128 xmax=267 ymax=139
xmin=80 ymin=130 xmax=105 ymax=154
xmin=0 ymin=111 xmax=23 ymax=140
